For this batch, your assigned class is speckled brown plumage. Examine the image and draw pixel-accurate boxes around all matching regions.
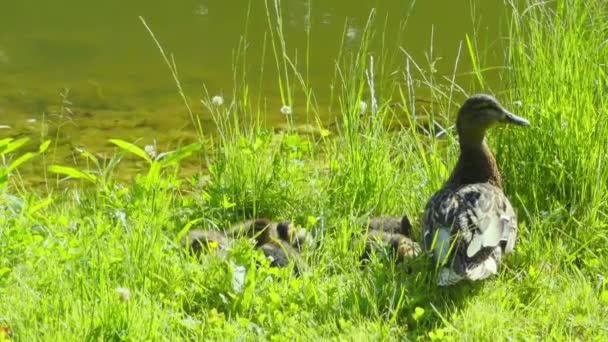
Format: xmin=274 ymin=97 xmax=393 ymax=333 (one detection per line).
xmin=422 ymin=94 xmax=529 ymax=286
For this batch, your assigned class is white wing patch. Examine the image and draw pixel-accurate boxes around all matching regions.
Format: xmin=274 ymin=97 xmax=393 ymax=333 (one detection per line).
xmin=465 ymin=257 xmax=498 ymax=281
xmin=466 ymin=212 xmax=503 ymax=257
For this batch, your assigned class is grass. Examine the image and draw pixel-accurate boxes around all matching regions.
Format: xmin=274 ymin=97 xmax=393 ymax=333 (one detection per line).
xmin=1 ymin=0 xmax=608 ymax=340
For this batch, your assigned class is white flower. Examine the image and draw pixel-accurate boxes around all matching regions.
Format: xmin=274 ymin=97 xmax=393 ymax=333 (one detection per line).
xmin=211 ymin=95 xmax=224 ymax=106
xmin=231 ymin=264 xmax=246 ymax=293
xmin=280 ymin=105 xmax=292 ymax=115
xmin=358 ymin=101 xmax=368 ymax=115
xmin=182 ymin=316 xmax=202 ymax=326
xmin=346 ymin=25 xmax=359 ymax=40
xmin=116 ymin=287 xmax=131 ymax=302
xmin=194 ymin=5 xmax=208 ymax=16
xmin=144 ymin=144 xmax=157 ymax=158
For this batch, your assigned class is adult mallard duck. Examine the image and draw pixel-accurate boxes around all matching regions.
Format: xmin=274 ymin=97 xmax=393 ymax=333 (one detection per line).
xmin=422 ymin=94 xmax=529 ymax=286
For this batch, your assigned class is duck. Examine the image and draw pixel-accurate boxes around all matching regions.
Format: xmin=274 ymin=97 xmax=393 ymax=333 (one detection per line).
xmin=275 ymin=220 xmax=315 ymax=252
xmin=181 ymin=229 xmax=230 ymax=255
xmin=229 ymin=218 xmax=313 ymax=252
xmin=357 ymin=215 xmax=421 ymax=263
xmin=422 ymin=94 xmax=529 ymax=286
xmin=228 ymin=218 xmax=277 ymax=247
xmin=229 ymin=218 xmax=309 ymax=275
xmin=181 ymin=219 xmax=309 ymax=276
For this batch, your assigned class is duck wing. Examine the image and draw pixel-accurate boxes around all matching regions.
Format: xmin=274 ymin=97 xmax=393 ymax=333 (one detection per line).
xmin=423 ymin=183 xmax=518 ymax=272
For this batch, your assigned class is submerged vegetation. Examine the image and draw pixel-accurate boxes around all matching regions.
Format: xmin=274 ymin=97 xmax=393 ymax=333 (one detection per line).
xmin=1 ymin=0 xmax=607 ymax=340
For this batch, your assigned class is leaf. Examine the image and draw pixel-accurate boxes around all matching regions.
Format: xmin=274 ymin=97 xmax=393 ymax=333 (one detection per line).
xmin=465 ymin=33 xmax=485 ymax=89
xmin=27 ymin=196 xmax=54 ymax=216
xmin=412 ymin=306 xmax=425 ymax=321
xmin=7 ymin=152 xmax=35 ymax=172
xmin=1 ymin=137 xmax=29 ymax=155
xmin=78 ymin=149 xmax=100 ymax=169
xmin=48 ymin=165 xmax=97 ymax=183
xmin=157 ymin=142 xmax=202 ymax=166
xmin=221 ymin=195 xmax=236 ymax=209
xmin=176 ymin=218 xmax=204 ymax=243
xmin=39 ymin=139 xmax=52 ymax=153
xmin=0 ymin=138 xmax=13 ymax=148
xmin=109 ymin=139 xmax=152 ymax=163
xmin=306 ymin=216 xmax=318 ymax=226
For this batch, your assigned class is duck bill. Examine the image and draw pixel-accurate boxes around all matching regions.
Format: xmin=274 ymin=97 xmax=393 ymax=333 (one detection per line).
xmin=502 ymin=110 xmax=530 ymax=126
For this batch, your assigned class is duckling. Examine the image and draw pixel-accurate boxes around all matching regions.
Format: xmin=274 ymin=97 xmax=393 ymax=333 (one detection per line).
xmin=357 ymin=215 xmax=421 ymax=263
xmin=228 ymin=218 xmax=275 ymax=247
xmin=230 ymin=218 xmax=308 ymax=275
xmin=365 ymin=215 xmax=413 ymax=236
xmin=230 ymin=218 xmax=313 ymax=252
xmin=258 ymin=239 xmax=307 ymax=275
xmin=422 ymin=94 xmax=529 ymax=286
xmin=180 ymin=229 xmax=230 ymax=255
xmin=275 ymin=220 xmax=314 ymax=252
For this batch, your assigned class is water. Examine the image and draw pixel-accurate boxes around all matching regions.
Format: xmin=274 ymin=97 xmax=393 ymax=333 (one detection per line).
xmin=0 ymin=1 xmax=506 ymax=181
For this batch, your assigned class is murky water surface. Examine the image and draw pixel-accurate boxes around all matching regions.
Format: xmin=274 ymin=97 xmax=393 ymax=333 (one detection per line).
xmin=0 ymin=1 xmax=506 ymax=182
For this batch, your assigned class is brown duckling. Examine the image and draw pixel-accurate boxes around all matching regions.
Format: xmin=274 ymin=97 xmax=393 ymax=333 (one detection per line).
xmin=229 ymin=218 xmax=308 ymax=275
xmin=365 ymin=215 xmax=413 ymax=236
xmin=228 ymin=218 xmax=275 ymax=247
xmin=258 ymin=239 xmax=307 ymax=276
xmin=181 ymin=229 xmax=230 ymax=255
xmin=275 ymin=220 xmax=314 ymax=252
xmin=230 ymin=218 xmax=313 ymax=252
xmin=357 ymin=215 xmax=421 ymax=263
xmin=422 ymin=94 xmax=529 ymax=286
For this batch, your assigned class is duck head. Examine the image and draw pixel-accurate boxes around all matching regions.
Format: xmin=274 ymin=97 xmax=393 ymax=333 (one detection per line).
xmin=251 ymin=218 xmax=273 ymax=246
xmin=276 ymin=220 xmax=313 ymax=251
xmin=457 ymin=94 xmax=529 ymax=145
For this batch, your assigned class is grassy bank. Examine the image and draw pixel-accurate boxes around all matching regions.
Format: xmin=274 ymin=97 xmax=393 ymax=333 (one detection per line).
xmin=1 ymin=0 xmax=607 ymax=340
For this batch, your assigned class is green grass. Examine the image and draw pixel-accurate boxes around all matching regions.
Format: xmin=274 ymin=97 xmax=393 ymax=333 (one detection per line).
xmin=1 ymin=0 xmax=608 ymax=340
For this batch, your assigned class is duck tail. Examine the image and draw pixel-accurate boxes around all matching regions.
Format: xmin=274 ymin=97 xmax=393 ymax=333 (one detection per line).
xmin=465 ymin=257 xmax=499 ymax=281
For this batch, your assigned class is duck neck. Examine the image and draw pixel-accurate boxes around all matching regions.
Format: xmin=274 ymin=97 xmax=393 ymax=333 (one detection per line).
xmin=446 ymin=138 xmax=503 ymax=189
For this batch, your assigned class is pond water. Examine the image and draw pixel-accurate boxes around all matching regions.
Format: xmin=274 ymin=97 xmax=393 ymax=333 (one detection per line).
xmin=0 ymin=0 xmax=506 ymax=182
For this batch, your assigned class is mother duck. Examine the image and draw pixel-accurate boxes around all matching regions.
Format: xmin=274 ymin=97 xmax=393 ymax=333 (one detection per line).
xmin=423 ymin=94 xmax=529 ymax=286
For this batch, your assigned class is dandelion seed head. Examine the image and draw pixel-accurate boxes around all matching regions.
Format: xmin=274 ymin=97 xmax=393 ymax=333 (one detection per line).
xmin=280 ymin=105 xmax=292 ymax=115
xmin=144 ymin=144 xmax=157 ymax=158
xmin=116 ymin=287 xmax=131 ymax=302
xmin=358 ymin=101 xmax=368 ymax=115
xmin=194 ymin=5 xmax=208 ymax=16
xmin=346 ymin=26 xmax=359 ymax=40
xmin=212 ymin=95 xmax=224 ymax=106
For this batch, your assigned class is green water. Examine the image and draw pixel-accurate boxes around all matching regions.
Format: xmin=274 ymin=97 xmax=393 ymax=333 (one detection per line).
xmin=0 ymin=0 xmax=506 ymax=179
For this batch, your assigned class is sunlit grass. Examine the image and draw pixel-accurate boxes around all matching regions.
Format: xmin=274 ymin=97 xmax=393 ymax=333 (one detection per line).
xmin=1 ymin=0 xmax=607 ymax=340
